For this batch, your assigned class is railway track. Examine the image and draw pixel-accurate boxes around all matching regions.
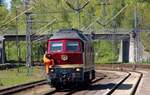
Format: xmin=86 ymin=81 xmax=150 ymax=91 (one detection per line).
xmin=0 ymin=80 xmax=47 ymax=95
xmin=45 ymin=70 xmax=142 ymax=95
xmin=42 ymin=70 xmax=133 ymax=95
xmin=0 ymin=69 xmax=143 ymax=95
xmin=43 ymin=74 xmax=106 ymax=95
xmin=110 ymin=71 xmax=142 ymax=95
xmin=101 ymin=71 xmax=142 ymax=95
xmin=62 ymin=70 xmax=129 ymax=95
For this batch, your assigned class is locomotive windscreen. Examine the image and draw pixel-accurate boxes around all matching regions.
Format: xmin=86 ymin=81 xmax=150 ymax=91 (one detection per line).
xmin=66 ymin=41 xmax=80 ymax=52
xmin=50 ymin=42 xmax=63 ymax=52
xmin=48 ymin=40 xmax=82 ymax=53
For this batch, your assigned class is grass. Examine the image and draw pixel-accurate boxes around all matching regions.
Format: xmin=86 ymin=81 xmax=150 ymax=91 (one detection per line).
xmin=0 ymin=66 xmax=45 ymax=89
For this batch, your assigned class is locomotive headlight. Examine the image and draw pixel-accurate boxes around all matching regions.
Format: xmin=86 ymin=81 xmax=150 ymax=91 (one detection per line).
xmin=61 ymin=55 xmax=68 ymax=61
xmin=50 ymin=69 xmax=54 ymax=72
xmin=76 ymin=68 xmax=80 ymax=72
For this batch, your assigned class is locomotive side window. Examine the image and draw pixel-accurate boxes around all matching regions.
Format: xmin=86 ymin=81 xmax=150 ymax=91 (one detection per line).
xmin=50 ymin=42 xmax=63 ymax=52
xmin=66 ymin=41 xmax=79 ymax=52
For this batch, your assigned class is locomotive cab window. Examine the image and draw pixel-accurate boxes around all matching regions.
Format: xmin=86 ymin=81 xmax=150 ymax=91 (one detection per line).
xmin=66 ymin=41 xmax=80 ymax=52
xmin=50 ymin=42 xmax=63 ymax=52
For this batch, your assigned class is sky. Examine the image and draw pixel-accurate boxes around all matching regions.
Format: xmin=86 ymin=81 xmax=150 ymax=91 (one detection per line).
xmin=4 ymin=0 xmax=12 ymax=10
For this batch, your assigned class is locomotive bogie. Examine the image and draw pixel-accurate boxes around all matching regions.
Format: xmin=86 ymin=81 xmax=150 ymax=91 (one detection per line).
xmin=47 ymin=66 xmax=95 ymax=88
xmin=48 ymin=67 xmax=83 ymax=87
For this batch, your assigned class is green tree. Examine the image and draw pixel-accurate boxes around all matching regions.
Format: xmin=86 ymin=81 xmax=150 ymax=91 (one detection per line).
xmin=0 ymin=5 xmax=9 ymax=25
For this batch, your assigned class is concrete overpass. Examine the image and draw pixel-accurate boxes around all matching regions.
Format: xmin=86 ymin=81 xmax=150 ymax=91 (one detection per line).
xmin=3 ymin=32 xmax=130 ymax=41
xmin=1 ymin=32 xmax=136 ymax=63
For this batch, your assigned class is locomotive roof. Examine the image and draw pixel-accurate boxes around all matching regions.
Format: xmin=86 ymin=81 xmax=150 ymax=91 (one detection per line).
xmin=50 ymin=29 xmax=90 ymax=41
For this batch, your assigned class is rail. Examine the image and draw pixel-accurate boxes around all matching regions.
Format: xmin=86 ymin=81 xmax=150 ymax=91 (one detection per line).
xmin=0 ymin=80 xmax=47 ymax=95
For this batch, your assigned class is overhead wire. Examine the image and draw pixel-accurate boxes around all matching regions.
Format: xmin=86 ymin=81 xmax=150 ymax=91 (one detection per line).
xmin=96 ymin=4 xmax=128 ymax=28
xmin=31 ymin=19 xmax=57 ymax=41
xmin=81 ymin=17 xmax=100 ymax=31
xmin=0 ymin=7 xmax=33 ymax=29
xmin=64 ymin=0 xmax=90 ymax=11
xmin=64 ymin=0 xmax=90 ymax=29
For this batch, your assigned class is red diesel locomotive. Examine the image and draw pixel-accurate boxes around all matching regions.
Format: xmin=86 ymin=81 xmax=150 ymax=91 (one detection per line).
xmin=45 ymin=29 xmax=95 ymax=89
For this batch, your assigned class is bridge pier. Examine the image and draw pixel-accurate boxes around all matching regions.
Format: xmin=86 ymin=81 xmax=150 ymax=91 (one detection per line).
xmin=118 ymin=33 xmax=135 ymax=63
xmin=118 ymin=40 xmax=123 ymax=62
xmin=129 ymin=33 xmax=135 ymax=63
xmin=0 ymin=36 xmax=4 ymax=64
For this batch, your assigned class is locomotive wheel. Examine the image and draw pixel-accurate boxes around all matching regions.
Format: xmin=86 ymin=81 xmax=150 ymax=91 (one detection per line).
xmin=84 ymin=72 xmax=91 ymax=86
xmin=55 ymin=86 xmax=61 ymax=91
xmin=92 ymin=70 xmax=96 ymax=79
xmin=55 ymin=84 xmax=62 ymax=91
